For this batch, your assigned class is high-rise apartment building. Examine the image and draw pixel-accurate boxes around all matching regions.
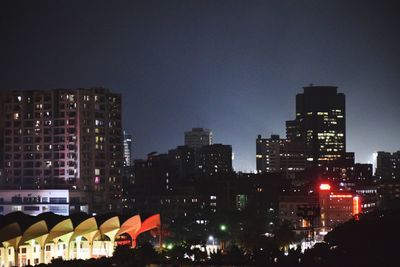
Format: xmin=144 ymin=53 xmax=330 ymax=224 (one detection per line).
xmin=184 ymin=128 xmax=212 ymax=149
xmin=123 ymin=131 xmax=133 ymax=166
xmin=376 ymin=151 xmax=400 ymax=180
xmin=0 ymin=88 xmax=123 ymax=213
xmin=286 ymin=86 xmax=346 ymax=166
xmin=256 ymin=134 xmax=285 ymax=173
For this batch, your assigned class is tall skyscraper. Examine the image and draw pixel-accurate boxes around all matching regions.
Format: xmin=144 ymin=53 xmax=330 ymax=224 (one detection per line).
xmin=123 ymin=130 xmax=133 ymax=166
xmin=286 ymin=85 xmax=346 ymax=166
xmin=184 ymin=128 xmax=212 ymax=149
xmin=0 ymin=88 xmax=124 ymax=213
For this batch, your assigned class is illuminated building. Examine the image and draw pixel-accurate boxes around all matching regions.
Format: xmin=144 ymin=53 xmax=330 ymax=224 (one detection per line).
xmin=0 ymin=190 xmax=88 ymax=216
xmin=318 ymin=183 xmax=361 ymax=233
xmin=278 ymin=183 xmax=363 ymax=238
xmin=0 ymin=89 xmax=124 ymax=214
xmin=286 ymin=85 xmax=346 ymax=166
xmin=196 ymin=144 xmax=233 ymax=177
xmin=256 ymin=134 xmax=284 ymax=173
xmin=378 ymin=181 xmax=400 ymax=209
xmin=376 ymin=151 xmax=400 ymax=180
xmin=123 ymin=131 xmax=133 ymax=166
xmin=354 ymin=185 xmax=379 ymax=213
xmin=375 ymin=152 xmax=400 ymax=208
xmin=0 ymin=212 xmax=160 ymax=267
xmin=256 ymin=134 xmax=307 ymax=177
xmin=184 ymin=128 xmax=212 ymax=149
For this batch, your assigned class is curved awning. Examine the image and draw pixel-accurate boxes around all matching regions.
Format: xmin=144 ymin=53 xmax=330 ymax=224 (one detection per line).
xmin=99 ymin=216 xmax=120 ymax=235
xmin=72 ymin=217 xmax=98 ymax=239
xmin=0 ymin=222 xmax=22 ymax=244
xmin=45 ymin=218 xmax=74 ymax=244
xmin=115 ymin=215 xmax=141 ymax=238
xmin=20 ymin=220 xmax=48 ymax=245
xmin=134 ymin=214 xmax=160 ymax=239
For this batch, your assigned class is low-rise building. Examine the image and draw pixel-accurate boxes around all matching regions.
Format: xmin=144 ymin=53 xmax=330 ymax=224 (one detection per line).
xmin=0 ymin=189 xmax=88 ymax=216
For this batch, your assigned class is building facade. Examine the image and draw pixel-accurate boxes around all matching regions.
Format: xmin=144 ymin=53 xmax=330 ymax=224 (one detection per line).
xmin=184 ymin=128 xmax=212 ymax=149
xmin=256 ymin=134 xmax=307 ymax=176
xmin=256 ymin=134 xmax=284 ymax=173
xmin=0 ymin=88 xmax=124 ymax=214
xmin=196 ymin=144 xmax=233 ymax=177
xmin=286 ymin=86 xmax=346 ymax=166
xmin=376 ymin=151 xmax=400 ymax=180
xmin=0 ymin=189 xmax=88 ymax=216
xmin=123 ymin=131 xmax=133 ymax=167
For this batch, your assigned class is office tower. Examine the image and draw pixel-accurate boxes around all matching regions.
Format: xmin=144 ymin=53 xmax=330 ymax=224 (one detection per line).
xmin=184 ymin=128 xmax=212 ymax=149
xmin=256 ymin=134 xmax=307 ymax=176
xmin=286 ymin=85 xmax=346 ymax=166
xmin=376 ymin=151 xmax=400 ymax=180
xmin=197 ymin=144 xmax=232 ymax=176
xmin=0 ymin=88 xmax=123 ymax=213
xmin=123 ymin=131 xmax=133 ymax=166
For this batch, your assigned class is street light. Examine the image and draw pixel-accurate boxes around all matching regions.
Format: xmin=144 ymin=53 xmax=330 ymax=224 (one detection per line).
xmin=208 ymin=235 xmax=215 ymax=245
xmin=220 ymin=224 xmax=227 ymax=231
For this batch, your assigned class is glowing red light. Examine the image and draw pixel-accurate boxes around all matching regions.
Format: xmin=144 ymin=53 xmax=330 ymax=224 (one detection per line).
xmin=319 ymin=183 xmax=331 ymax=191
xmin=353 ymin=196 xmax=361 ymax=216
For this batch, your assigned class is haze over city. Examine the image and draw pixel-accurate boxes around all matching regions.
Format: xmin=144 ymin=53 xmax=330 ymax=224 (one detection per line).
xmin=1 ymin=0 xmax=399 ymax=171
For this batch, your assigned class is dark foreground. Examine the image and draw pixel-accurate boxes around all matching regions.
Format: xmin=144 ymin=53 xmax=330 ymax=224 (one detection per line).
xmin=34 ymin=209 xmax=400 ymax=267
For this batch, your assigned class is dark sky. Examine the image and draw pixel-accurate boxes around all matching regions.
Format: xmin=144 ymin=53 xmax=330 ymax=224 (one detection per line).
xmin=1 ymin=0 xmax=399 ymax=171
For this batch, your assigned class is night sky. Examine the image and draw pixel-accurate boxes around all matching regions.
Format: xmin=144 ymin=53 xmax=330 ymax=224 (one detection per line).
xmin=1 ymin=0 xmax=399 ymax=171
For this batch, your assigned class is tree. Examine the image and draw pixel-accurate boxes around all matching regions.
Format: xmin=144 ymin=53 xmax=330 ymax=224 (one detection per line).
xmin=273 ymin=220 xmax=295 ymax=250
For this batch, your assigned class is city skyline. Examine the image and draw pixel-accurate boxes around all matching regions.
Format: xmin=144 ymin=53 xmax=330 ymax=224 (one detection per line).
xmin=1 ymin=0 xmax=399 ymax=171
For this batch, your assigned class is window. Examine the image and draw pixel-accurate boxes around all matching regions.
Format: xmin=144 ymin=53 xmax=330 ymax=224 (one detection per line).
xmin=24 ymin=206 xmax=40 ymax=211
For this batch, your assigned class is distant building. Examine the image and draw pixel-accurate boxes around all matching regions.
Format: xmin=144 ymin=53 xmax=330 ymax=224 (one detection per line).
xmin=256 ymin=134 xmax=307 ymax=177
xmin=286 ymin=86 xmax=346 ymax=166
xmin=0 ymin=88 xmax=124 ymax=214
xmin=123 ymin=131 xmax=133 ymax=166
xmin=279 ymin=194 xmax=319 ymax=231
xmin=376 ymin=151 xmax=400 ymax=180
xmin=351 ymin=163 xmax=373 ymax=181
xmin=168 ymin=145 xmax=196 ymax=181
xmin=318 ymin=183 xmax=361 ymax=232
xmin=197 ymin=144 xmax=233 ymax=177
xmin=184 ymin=128 xmax=212 ymax=149
xmin=376 ymin=151 xmax=400 ymax=209
xmin=279 ymin=183 xmax=366 ymax=239
xmin=256 ymin=134 xmax=284 ymax=173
